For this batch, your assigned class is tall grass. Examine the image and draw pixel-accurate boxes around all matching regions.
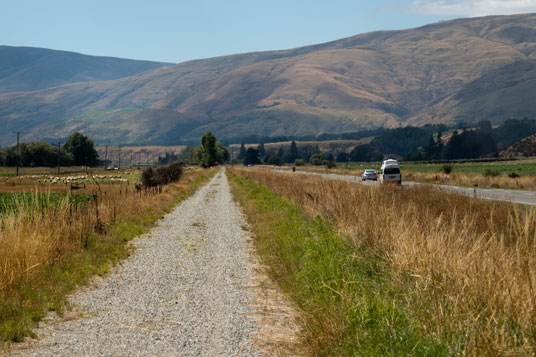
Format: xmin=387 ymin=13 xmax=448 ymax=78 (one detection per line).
xmin=233 ymin=167 xmax=536 ymax=355
xmin=404 ymin=170 xmax=536 ymax=190
xmin=0 ymin=167 xmax=216 ymax=342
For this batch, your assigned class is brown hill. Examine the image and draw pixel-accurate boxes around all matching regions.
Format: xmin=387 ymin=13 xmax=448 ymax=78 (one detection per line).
xmin=0 ymin=46 xmax=171 ymax=93
xmin=500 ymin=134 xmax=536 ymax=158
xmin=1 ymin=13 xmax=536 ymax=145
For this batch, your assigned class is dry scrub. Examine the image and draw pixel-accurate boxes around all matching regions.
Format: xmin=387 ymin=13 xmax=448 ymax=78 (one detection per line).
xmin=233 ymin=167 xmax=536 ymax=355
xmin=0 ymin=167 xmax=213 ymax=298
xmin=405 ymin=170 xmax=536 ymax=190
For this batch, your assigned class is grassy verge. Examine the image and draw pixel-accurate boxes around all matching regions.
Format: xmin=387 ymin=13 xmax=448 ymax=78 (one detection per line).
xmin=0 ymin=167 xmax=217 ymax=345
xmin=227 ymin=170 xmax=449 ymax=355
xmin=232 ymin=167 xmax=536 ymax=355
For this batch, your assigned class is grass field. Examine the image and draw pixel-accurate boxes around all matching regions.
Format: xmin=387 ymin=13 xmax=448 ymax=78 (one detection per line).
xmin=0 ymin=192 xmax=90 ymax=213
xmin=232 ymin=167 xmax=536 ymax=355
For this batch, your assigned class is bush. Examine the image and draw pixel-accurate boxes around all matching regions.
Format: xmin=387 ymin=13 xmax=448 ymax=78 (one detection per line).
xmin=483 ymin=169 xmax=501 ymax=178
xmin=266 ymin=154 xmax=282 ymax=166
xmin=141 ymin=162 xmax=184 ymax=187
xmin=294 ymin=159 xmax=305 ymax=166
xmin=310 ymin=153 xmax=324 ymax=166
xmin=508 ymin=172 xmax=520 ymax=179
xmin=441 ymin=164 xmax=453 ymax=175
xmin=324 ymin=160 xmax=336 ymax=169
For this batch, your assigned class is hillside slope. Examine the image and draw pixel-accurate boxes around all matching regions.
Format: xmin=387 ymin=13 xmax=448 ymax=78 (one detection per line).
xmin=0 ymin=46 xmax=171 ymax=93
xmin=1 ymin=14 xmax=536 ymax=145
xmin=500 ymin=134 xmax=536 ymax=157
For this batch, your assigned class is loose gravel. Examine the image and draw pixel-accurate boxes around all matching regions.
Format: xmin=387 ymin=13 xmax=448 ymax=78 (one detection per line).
xmin=11 ymin=170 xmax=262 ymax=356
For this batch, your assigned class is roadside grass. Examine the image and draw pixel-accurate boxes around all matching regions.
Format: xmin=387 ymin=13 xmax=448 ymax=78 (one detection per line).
xmin=232 ymin=167 xmax=536 ymax=355
xmin=0 ymin=167 xmax=217 ymax=345
xmin=228 ymin=170 xmax=449 ymax=355
xmin=282 ymin=160 xmax=536 ymax=190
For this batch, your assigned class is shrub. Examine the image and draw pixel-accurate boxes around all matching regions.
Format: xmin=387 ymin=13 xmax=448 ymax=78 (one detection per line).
xmin=441 ymin=164 xmax=453 ymax=175
xmin=294 ymin=159 xmax=305 ymax=166
xmin=483 ymin=169 xmax=501 ymax=177
xmin=141 ymin=162 xmax=184 ymax=187
xmin=324 ymin=160 xmax=336 ymax=169
xmin=508 ymin=172 xmax=520 ymax=179
xmin=309 ymin=154 xmax=324 ymax=166
xmin=266 ymin=154 xmax=282 ymax=166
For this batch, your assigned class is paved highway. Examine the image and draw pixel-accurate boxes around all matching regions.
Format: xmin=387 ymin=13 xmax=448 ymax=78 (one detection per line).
xmin=273 ymin=168 xmax=536 ymax=206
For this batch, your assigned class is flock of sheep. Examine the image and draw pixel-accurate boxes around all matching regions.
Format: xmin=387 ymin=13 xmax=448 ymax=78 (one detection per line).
xmin=2 ymin=173 xmax=132 ymax=185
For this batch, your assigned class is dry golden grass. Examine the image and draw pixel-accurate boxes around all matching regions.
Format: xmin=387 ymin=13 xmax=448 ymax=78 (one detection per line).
xmin=405 ymin=170 xmax=536 ymax=190
xmin=233 ymin=167 xmax=536 ymax=355
xmin=0 ymin=167 xmax=212 ymax=294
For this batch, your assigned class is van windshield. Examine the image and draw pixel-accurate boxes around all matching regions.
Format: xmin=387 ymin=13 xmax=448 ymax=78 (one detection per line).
xmin=384 ymin=167 xmax=400 ymax=175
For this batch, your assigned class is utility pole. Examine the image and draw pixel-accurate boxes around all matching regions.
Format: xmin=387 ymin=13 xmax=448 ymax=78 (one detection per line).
xmin=13 ymin=131 xmax=24 ymax=176
xmin=118 ymin=145 xmax=122 ymax=171
xmin=56 ymin=142 xmax=61 ymax=175
xmin=104 ymin=145 xmax=108 ymax=170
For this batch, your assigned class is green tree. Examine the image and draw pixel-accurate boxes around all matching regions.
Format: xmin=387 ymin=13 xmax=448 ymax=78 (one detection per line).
xmin=177 ymin=146 xmax=201 ymax=165
xmin=309 ymin=153 xmax=324 ymax=166
xmin=238 ymin=141 xmax=246 ymax=160
xmin=215 ymin=142 xmax=230 ymax=164
xmin=349 ymin=144 xmax=382 ymax=162
xmin=290 ymin=140 xmax=298 ymax=154
xmin=63 ymin=132 xmax=98 ymax=166
xmin=198 ymin=131 xmax=218 ymax=168
xmin=257 ymin=142 xmax=266 ymax=159
xmin=243 ymin=148 xmax=261 ymax=166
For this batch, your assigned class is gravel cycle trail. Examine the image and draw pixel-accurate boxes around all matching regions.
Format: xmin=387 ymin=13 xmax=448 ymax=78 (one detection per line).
xmin=11 ymin=170 xmax=263 ymax=356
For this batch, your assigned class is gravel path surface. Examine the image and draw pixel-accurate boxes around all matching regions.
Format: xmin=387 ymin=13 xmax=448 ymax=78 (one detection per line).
xmin=12 ymin=170 xmax=261 ymax=357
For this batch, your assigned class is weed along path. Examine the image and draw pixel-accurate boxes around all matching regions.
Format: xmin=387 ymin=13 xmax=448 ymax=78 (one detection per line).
xmin=11 ymin=169 xmax=266 ymax=356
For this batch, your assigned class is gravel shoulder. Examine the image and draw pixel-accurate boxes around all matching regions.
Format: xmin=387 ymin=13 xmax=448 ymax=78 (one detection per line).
xmin=10 ymin=169 xmax=266 ymax=356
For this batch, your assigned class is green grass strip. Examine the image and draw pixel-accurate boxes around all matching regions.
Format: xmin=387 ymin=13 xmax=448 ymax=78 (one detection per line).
xmin=228 ymin=170 xmax=449 ymax=356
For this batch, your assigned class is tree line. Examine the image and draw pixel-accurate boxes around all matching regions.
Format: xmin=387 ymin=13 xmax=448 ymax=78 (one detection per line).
xmin=0 ymin=132 xmax=98 ymax=167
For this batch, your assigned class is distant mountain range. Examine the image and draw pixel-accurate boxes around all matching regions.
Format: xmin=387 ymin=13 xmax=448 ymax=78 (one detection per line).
xmin=0 ymin=46 xmax=171 ymax=93
xmin=1 ymin=13 xmax=536 ymax=145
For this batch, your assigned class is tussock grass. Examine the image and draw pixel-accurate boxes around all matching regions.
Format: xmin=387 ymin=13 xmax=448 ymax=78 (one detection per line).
xmin=0 ymin=167 xmax=217 ymax=343
xmin=233 ymin=167 xmax=536 ymax=355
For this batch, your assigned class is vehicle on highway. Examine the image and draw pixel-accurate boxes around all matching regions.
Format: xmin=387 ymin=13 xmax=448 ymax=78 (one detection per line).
xmin=379 ymin=159 xmax=401 ymax=184
xmin=361 ymin=169 xmax=378 ymax=181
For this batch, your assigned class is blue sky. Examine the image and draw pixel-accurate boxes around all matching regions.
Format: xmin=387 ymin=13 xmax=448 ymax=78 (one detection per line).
xmin=2 ymin=0 xmax=536 ymax=63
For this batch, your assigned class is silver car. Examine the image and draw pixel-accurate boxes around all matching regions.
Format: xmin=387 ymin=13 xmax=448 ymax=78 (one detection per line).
xmin=361 ymin=169 xmax=378 ymax=181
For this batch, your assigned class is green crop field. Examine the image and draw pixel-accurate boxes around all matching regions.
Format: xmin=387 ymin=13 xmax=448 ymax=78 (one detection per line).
xmin=0 ymin=192 xmax=91 ymax=213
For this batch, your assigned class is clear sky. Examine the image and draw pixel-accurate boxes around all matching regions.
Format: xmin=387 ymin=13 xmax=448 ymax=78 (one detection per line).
xmin=2 ymin=0 xmax=535 ymax=63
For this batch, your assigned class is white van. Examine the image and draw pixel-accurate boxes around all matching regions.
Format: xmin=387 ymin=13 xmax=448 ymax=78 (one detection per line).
xmin=379 ymin=159 xmax=402 ymax=184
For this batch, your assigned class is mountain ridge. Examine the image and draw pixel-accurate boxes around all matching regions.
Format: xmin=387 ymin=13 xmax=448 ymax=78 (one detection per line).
xmin=1 ymin=13 xmax=536 ymax=145
xmin=0 ymin=46 xmax=172 ymax=93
